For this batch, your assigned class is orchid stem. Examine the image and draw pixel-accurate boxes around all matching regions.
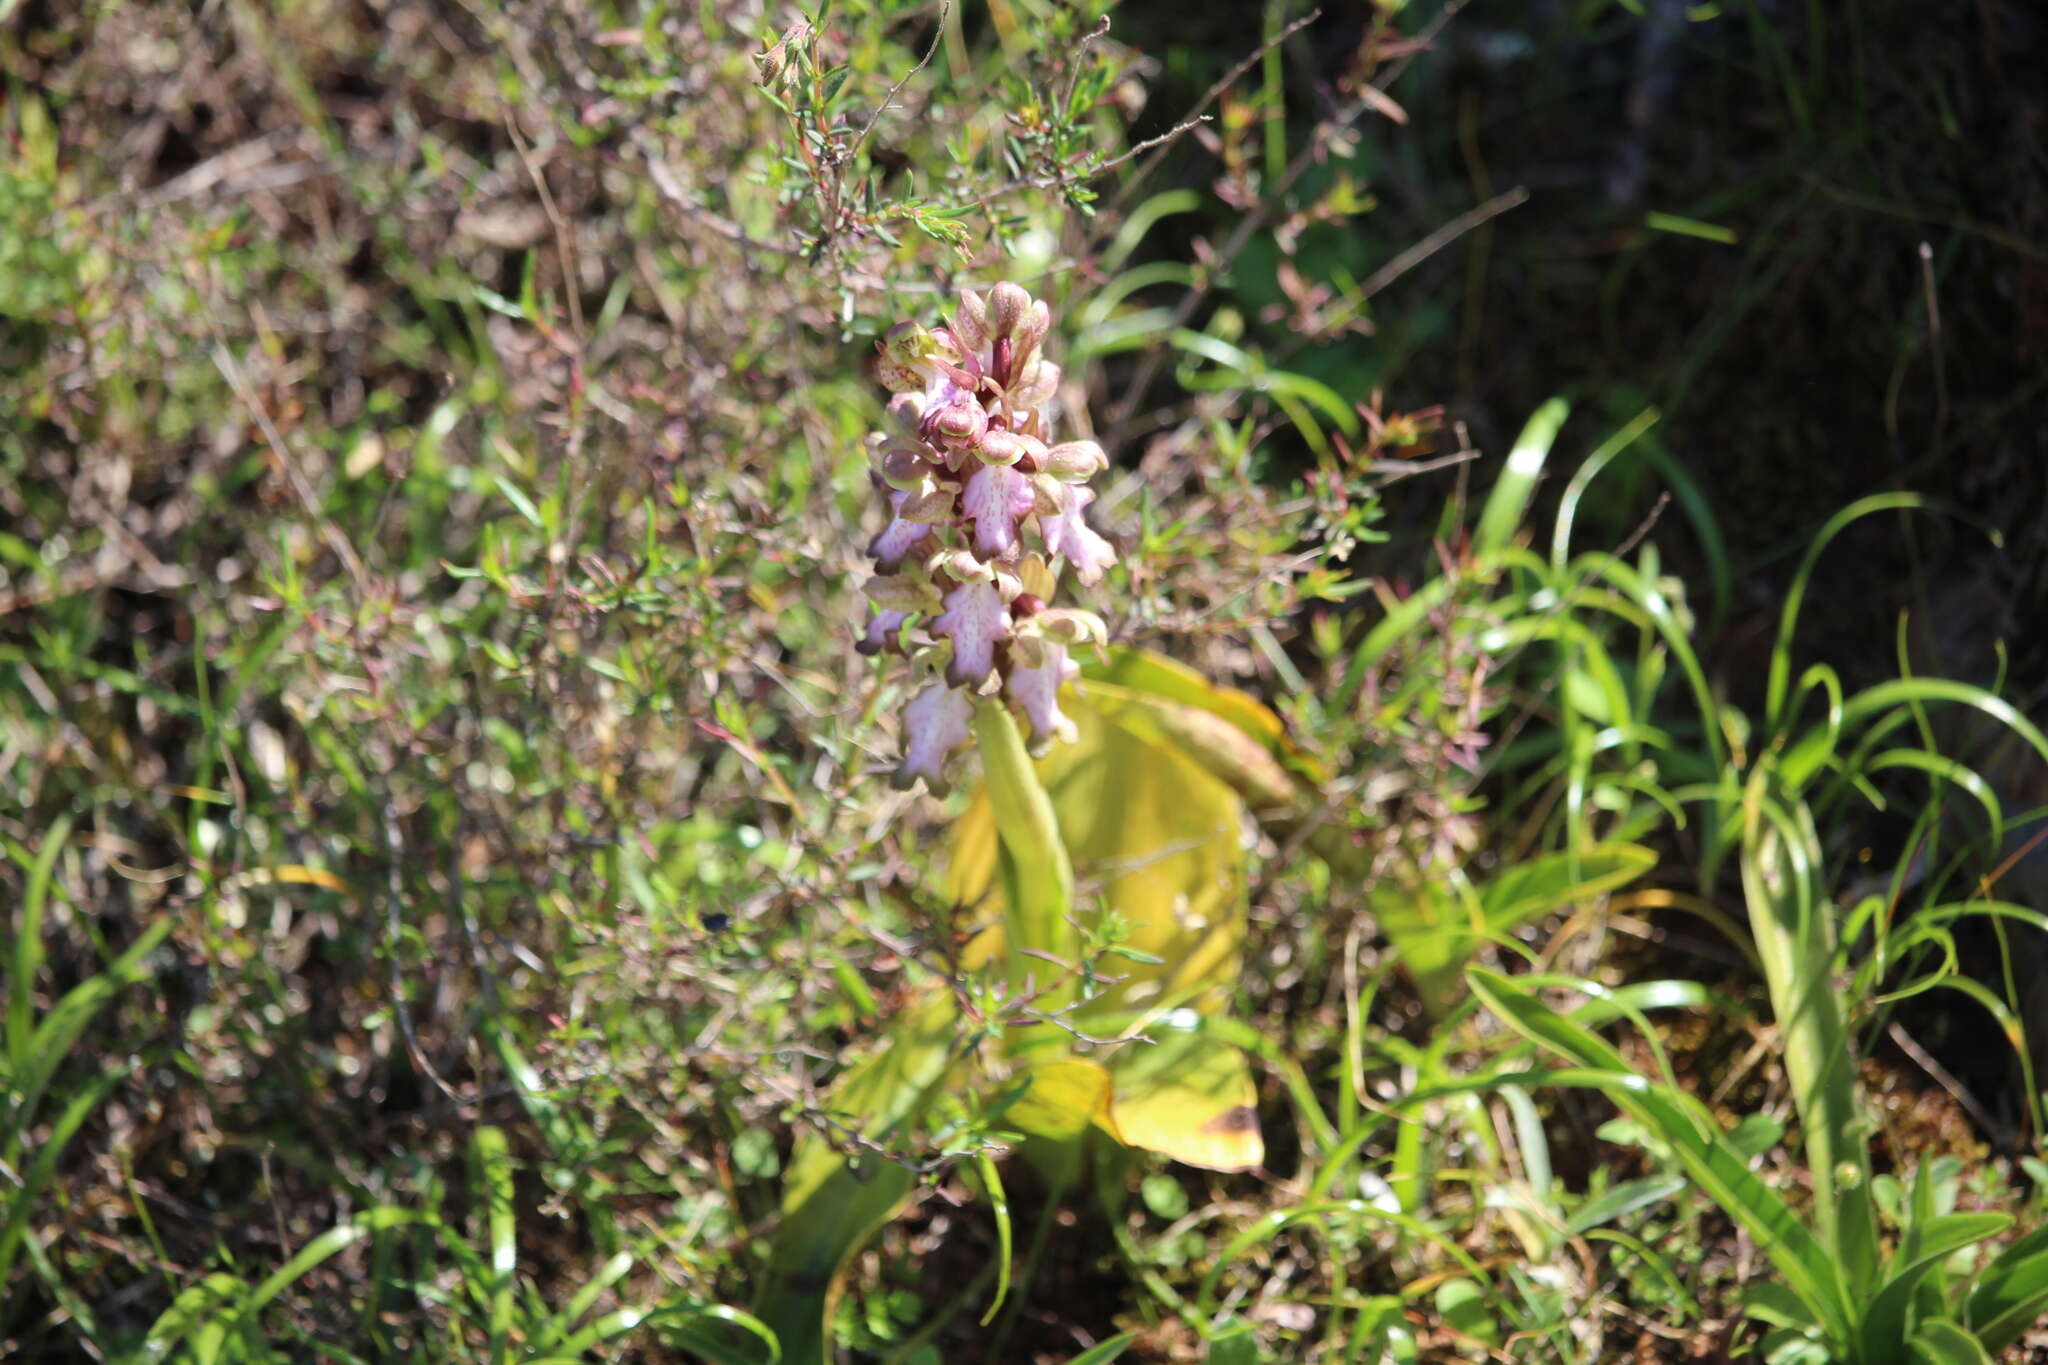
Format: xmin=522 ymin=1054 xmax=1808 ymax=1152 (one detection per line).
xmin=971 ymin=698 xmax=1079 ymax=1030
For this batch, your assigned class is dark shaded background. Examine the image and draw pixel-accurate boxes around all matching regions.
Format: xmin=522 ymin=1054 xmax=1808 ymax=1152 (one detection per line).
xmin=1117 ymin=0 xmax=2046 ymax=707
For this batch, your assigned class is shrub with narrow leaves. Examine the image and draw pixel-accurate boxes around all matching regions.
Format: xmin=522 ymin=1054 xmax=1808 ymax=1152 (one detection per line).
xmin=859 ymin=281 xmax=1114 ymax=792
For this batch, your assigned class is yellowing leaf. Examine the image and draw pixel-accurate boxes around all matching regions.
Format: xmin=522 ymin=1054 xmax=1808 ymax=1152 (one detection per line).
xmin=1083 ymin=646 xmax=1325 ymax=785
xmin=950 ymin=675 xmax=1264 ymax=1170
xmin=950 ymin=686 xmax=1247 ymax=1021
xmin=1080 ymin=648 xmax=1370 ymax=879
xmin=1103 ymin=1027 xmax=1262 ymax=1172
xmin=1083 ymin=682 xmax=1302 ymax=817
xmin=996 ymin=1058 xmax=1114 ymax=1140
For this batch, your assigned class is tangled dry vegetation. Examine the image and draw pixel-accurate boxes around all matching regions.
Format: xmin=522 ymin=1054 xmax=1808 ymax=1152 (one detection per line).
xmin=6 ymin=2 xmax=2048 ymax=1363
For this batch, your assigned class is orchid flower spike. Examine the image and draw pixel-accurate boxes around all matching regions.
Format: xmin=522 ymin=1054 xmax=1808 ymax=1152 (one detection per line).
xmin=861 ymin=281 xmax=1117 ymax=791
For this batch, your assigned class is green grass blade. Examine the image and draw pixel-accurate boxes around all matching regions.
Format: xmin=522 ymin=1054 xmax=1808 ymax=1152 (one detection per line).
xmin=470 ymin=1126 xmax=518 ymax=1364
xmin=1474 ymin=398 xmax=1570 ymax=557
xmin=537 ymin=1250 xmax=634 ymax=1349
xmin=134 ymin=1272 xmax=244 ymax=1364
xmin=13 ymin=917 xmax=172 ymax=1164
xmin=1061 ymin=1331 xmax=1137 ymax=1365
xmin=975 ymin=1151 xmax=1014 ymax=1326
xmin=8 ymin=814 xmax=71 ymax=1075
xmin=1857 ymin=1213 xmax=2008 ymax=1363
xmin=1839 ymin=678 xmax=2048 ymax=769
xmin=1466 ymin=968 xmax=1851 ymax=1345
xmin=1550 ymin=407 xmax=1660 ymax=571
xmin=1764 ymin=493 xmax=1924 ymax=732
xmin=660 ymin=1305 xmax=783 ymax=1364
xmin=1963 ymin=1224 xmax=2048 ymax=1353
xmin=0 ymin=1064 xmax=125 ymax=1298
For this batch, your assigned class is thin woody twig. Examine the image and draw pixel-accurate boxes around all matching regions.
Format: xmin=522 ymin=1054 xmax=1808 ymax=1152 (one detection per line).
xmin=848 ymin=2 xmax=951 ymax=166
xmin=1104 ymin=7 xmax=1323 ymax=213
xmin=1351 ymin=185 xmax=1530 ymax=301
xmin=1109 ymin=0 xmax=1472 ymax=433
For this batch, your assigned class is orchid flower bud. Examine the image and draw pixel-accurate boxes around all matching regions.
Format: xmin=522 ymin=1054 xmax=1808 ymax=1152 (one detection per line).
xmin=989 ymin=282 xmax=1031 ymax=339
xmin=1011 ymin=300 xmax=1051 ymax=369
xmin=1012 ymin=359 xmax=1059 ymax=413
xmin=879 ymin=445 xmax=933 ymax=491
xmin=954 ymin=289 xmax=991 ymax=352
xmin=931 ymin=546 xmax=994 ymax=585
xmin=1044 ymin=440 xmax=1106 ymax=482
xmin=975 ymin=429 xmax=1027 ymax=468
xmin=920 ymin=393 xmax=988 ymax=450
xmin=1024 ymin=607 xmax=1108 ymax=648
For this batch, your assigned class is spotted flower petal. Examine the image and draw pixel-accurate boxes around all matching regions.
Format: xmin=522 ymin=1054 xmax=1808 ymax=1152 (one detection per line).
xmin=857 ymin=609 xmax=911 ymax=657
xmin=932 ymin=578 xmax=1009 ymax=687
xmin=1006 ymin=642 xmax=1079 ymax=755
xmin=1038 ymin=483 xmax=1116 ymax=585
xmin=868 ymin=491 xmax=930 ymax=573
xmin=962 ymin=462 xmax=1037 ymax=560
xmin=892 ymin=684 xmax=974 ymax=794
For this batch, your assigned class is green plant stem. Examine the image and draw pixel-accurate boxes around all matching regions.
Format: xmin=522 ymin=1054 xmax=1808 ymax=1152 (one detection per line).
xmin=971 ymin=699 xmax=1079 ymax=1029
xmin=982 ymin=1138 xmax=1080 ymax=1365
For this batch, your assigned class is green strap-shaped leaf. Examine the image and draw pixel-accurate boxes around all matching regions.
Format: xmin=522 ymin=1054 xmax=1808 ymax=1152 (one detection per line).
xmin=1061 ymin=1331 xmax=1137 ymax=1365
xmin=1906 ymin=1318 xmax=1996 ymax=1365
xmin=469 ymin=1126 xmax=518 ymax=1364
xmin=1963 ymin=1224 xmax=2048 ymax=1355
xmin=1473 ymin=398 xmax=1570 ymax=556
xmin=754 ymin=991 xmax=961 ymax=1365
xmin=1466 ymin=968 xmax=1852 ymax=1346
xmin=11 ymin=916 xmax=171 ymax=1164
xmin=1857 ymin=1213 xmax=2008 ymax=1364
xmin=1380 ymin=843 xmax=1655 ymax=1017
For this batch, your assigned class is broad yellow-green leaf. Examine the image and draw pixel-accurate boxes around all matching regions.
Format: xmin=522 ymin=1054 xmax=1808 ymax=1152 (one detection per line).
xmin=1083 ymin=647 xmax=1324 ymax=782
xmin=754 ymin=990 xmax=961 ymax=1365
xmin=1376 ymin=843 xmax=1655 ymax=1016
xmin=995 ymin=1057 xmax=1114 ymax=1140
xmin=1101 ymin=1025 xmax=1262 ymax=1172
xmin=951 ymin=684 xmax=1261 ymax=1168
xmin=1082 ymin=681 xmax=1302 ymax=817
xmin=1080 ymin=649 xmax=1368 ymax=877
xmin=951 ymin=686 xmax=1247 ymax=1022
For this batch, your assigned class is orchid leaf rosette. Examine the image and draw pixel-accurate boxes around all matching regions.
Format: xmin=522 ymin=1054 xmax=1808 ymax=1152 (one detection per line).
xmin=859 ymin=281 xmax=1115 ymax=792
